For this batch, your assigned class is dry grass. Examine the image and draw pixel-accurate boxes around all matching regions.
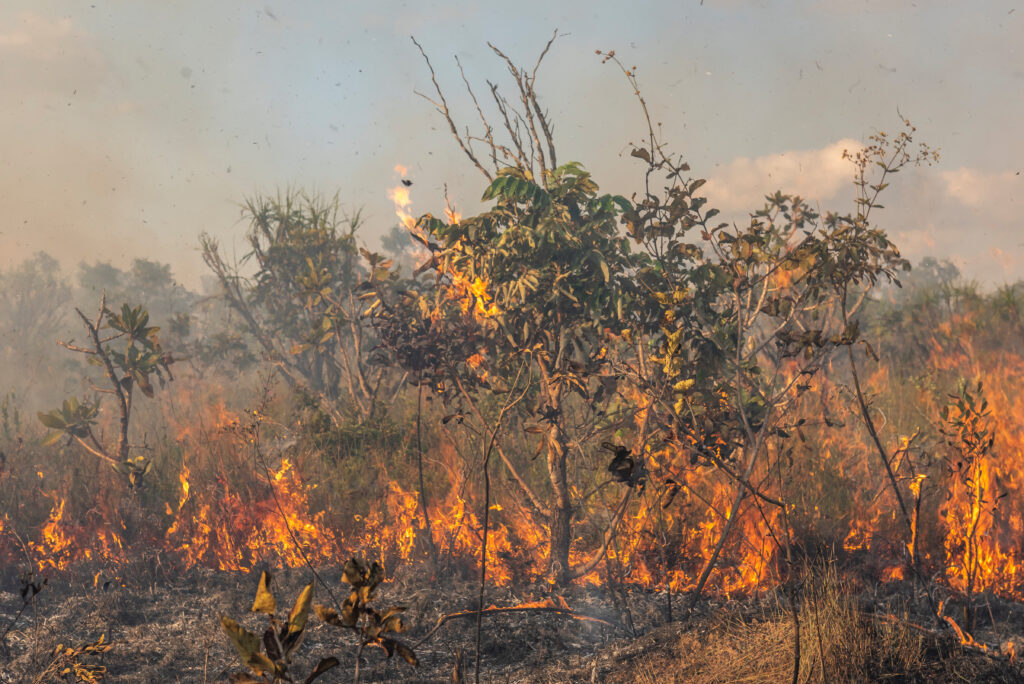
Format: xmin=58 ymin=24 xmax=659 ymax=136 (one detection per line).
xmin=660 ymin=574 xmax=924 ymax=683
xmin=582 ymin=566 xmax=1020 ymax=684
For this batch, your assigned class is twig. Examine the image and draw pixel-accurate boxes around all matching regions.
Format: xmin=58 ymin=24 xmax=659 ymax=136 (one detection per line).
xmin=411 ymin=36 xmax=493 ymax=182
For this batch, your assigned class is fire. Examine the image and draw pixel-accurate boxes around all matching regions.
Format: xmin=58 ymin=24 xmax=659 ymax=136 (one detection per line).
xmin=387 ymin=163 xmax=499 ymax=322
xmin=5 ymin=270 xmax=1024 ymax=611
xmin=165 ymin=456 xmax=340 ymax=573
xmin=29 ymin=498 xmax=126 ymax=572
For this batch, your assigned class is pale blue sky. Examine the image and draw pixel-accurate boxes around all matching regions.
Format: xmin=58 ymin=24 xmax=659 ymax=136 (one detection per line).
xmin=1 ymin=1 xmax=1020 ymax=286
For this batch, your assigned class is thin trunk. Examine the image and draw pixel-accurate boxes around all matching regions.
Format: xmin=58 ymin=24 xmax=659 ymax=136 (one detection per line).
xmin=415 ymin=381 xmax=438 ymax=571
xmin=542 ymin=374 xmax=572 ymax=585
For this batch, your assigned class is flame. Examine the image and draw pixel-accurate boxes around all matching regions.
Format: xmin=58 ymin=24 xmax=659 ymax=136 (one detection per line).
xmin=165 ymin=456 xmax=340 ymax=573
xmin=5 ymin=297 xmax=1024 ymax=605
xmin=387 ymin=163 xmax=498 ymax=322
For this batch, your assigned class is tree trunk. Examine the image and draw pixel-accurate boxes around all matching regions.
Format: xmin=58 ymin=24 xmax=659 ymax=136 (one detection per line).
xmin=542 ymin=376 xmax=573 ymax=585
xmin=547 ymin=432 xmax=572 ymax=585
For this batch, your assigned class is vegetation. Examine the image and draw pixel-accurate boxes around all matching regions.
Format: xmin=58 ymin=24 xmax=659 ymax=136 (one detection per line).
xmin=0 ymin=34 xmax=1022 ymax=683
xmin=38 ymin=298 xmax=174 ymax=486
xmin=221 ymin=571 xmax=336 ymax=683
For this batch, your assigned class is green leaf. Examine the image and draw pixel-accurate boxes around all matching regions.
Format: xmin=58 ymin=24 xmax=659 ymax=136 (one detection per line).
xmin=37 ymin=411 xmax=67 ymax=430
xmin=41 ymin=431 xmax=65 ymax=447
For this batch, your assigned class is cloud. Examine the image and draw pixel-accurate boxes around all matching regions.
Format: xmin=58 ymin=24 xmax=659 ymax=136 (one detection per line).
xmin=880 ymin=165 xmax=1022 ymax=284
xmin=704 ymin=139 xmax=862 ymax=213
xmin=0 ymin=12 xmax=75 ymax=58
xmin=703 ymin=142 xmax=1023 ymax=285
xmin=941 ymin=167 xmax=1021 ymax=219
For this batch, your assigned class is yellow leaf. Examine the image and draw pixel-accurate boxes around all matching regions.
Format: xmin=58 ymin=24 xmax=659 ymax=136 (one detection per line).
xmin=250 ymin=571 xmax=276 ymax=615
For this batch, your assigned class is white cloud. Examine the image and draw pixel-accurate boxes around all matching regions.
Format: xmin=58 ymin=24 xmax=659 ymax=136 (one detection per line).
xmin=704 ymin=139 xmax=862 ymax=213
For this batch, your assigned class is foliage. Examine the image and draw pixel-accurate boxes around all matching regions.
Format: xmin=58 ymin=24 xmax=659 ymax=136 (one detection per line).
xmin=31 ymin=634 xmax=112 ymax=684
xmin=940 ymin=380 xmax=998 ymax=632
xmin=313 ymin=558 xmax=418 ymax=670
xmin=38 ymin=297 xmax=174 ymax=486
xmin=201 ymin=192 xmax=402 ymax=427
xmin=365 ymin=41 xmax=941 ymax=595
xmin=220 ymin=571 xmax=338 ymax=684
xmin=0 ymin=253 xmax=74 ymax=403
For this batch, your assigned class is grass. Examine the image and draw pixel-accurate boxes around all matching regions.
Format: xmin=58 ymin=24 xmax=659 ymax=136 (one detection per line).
xmin=613 ymin=566 xmax=1020 ymax=684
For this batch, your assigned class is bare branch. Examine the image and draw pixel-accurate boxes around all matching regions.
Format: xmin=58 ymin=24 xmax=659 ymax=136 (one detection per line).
xmin=411 ymin=36 xmax=494 ymax=182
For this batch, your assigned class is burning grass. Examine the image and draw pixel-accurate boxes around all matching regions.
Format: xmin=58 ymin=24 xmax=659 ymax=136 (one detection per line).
xmin=3 ymin=235 xmax=1024 ymax=680
xmin=5 ymin=327 xmax=1024 ymax=601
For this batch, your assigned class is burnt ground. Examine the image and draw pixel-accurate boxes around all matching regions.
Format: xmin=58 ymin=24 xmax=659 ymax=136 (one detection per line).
xmin=1 ymin=564 xmax=1023 ymax=683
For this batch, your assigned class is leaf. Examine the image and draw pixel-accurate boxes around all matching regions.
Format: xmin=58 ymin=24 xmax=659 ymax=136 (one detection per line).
xmin=37 ymin=411 xmax=67 ymax=430
xmin=221 ymin=617 xmax=267 ymax=671
xmin=341 ymin=593 xmax=359 ymax=627
xmin=251 ymin=571 xmax=276 ymax=615
xmin=366 ymin=562 xmax=385 ymax=590
xmin=41 ymin=431 xmax=65 ymax=447
xmin=287 ymin=583 xmax=314 ymax=635
xmin=395 ymin=641 xmax=419 ymax=666
xmin=342 ymin=558 xmax=365 ymax=587
xmin=313 ymin=604 xmax=345 ymax=627
xmin=630 ymin=147 xmax=652 ymax=164
xmin=228 ymin=674 xmax=264 ymax=684
xmin=380 ymin=606 xmax=407 ymax=634
xmin=263 ymin=627 xmax=282 ymax=662
xmin=137 ymin=372 xmax=155 ymax=398
xmin=303 ymin=657 xmax=340 ymax=684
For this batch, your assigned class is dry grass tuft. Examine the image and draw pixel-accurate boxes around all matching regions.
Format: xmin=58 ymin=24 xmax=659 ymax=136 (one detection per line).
xmin=621 ymin=566 xmax=1017 ymax=684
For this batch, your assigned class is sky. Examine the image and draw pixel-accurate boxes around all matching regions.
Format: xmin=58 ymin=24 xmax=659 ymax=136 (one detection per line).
xmin=0 ymin=0 xmax=1021 ymax=288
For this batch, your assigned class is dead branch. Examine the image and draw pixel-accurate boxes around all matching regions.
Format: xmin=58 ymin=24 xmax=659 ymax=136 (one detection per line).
xmin=411 ymin=36 xmax=494 ymax=182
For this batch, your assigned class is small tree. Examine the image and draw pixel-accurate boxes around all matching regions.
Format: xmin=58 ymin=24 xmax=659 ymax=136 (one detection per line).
xmin=38 ymin=296 xmax=173 ymax=486
xmin=601 ymin=54 xmax=936 ymax=604
xmin=201 ymin=192 xmax=402 ymax=426
xmin=382 ymin=33 xmax=644 ymax=586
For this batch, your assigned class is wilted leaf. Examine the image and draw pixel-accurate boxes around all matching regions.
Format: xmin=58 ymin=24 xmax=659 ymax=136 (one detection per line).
xmin=380 ymin=607 xmax=406 ymax=634
xmin=263 ymin=627 xmax=282 ymax=662
xmin=630 ymin=147 xmax=652 ymax=164
xmin=377 ymin=637 xmax=396 ymax=657
xmin=287 ymin=583 xmax=314 ymax=635
xmin=228 ymin=674 xmax=264 ymax=684
xmin=313 ymin=603 xmax=345 ymax=627
xmin=341 ymin=593 xmax=359 ymax=627
xmin=366 ymin=562 xmax=385 ymax=590
xmin=342 ymin=558 xmax=365 ymax=587
xmin=221 ymin=618 xmax=262 ymax=663
xmin=251 ymin=571 xmax=276 ymax=615
xmin=303 ymin=657 xmax=340 ymax=684
xmin=395 ymin=641 xmax=419 ymax=666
